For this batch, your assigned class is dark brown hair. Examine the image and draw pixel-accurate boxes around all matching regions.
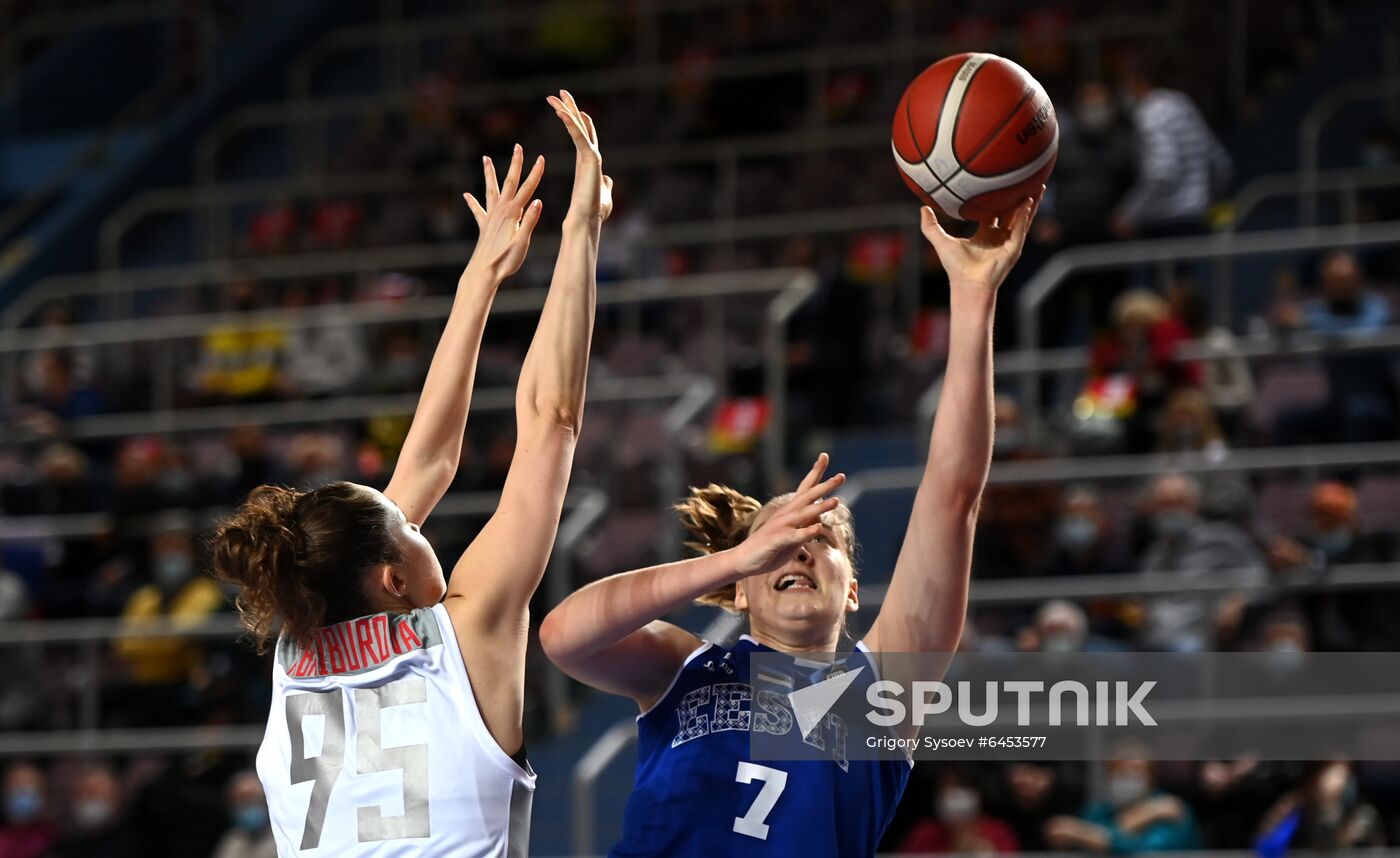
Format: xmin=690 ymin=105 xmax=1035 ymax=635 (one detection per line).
xmin=674 ymin=483 xmax=857 ymax=613
xmin=210 ymin=481 xmax=402 ymax=651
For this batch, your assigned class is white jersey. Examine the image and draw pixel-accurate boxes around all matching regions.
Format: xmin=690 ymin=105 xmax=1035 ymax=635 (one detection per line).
xmin=257 ymin=604 xmax=534 ymax=857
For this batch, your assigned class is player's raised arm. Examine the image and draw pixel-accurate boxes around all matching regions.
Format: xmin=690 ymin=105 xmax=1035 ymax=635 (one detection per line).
xmin=383 ymin=147 xmax=544 ymax=525
xmin=440 ymin=91 xmax=610 ymax=750
xmin=864 ymin=197 xmax=1038 ymax=657
xmin=541 ymin=463 xmax=845 ymax=709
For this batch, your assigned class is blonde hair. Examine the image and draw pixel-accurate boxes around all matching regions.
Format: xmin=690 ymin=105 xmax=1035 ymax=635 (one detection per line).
xmin=674 ymin=483 xmax=858 ymax=613
xmin=1111 ymin=289 xmax=1170 ymax=330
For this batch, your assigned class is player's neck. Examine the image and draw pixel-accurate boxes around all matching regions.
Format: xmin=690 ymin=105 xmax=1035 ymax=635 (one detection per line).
xmin=746 ymin=624 xmax=842 ymax=654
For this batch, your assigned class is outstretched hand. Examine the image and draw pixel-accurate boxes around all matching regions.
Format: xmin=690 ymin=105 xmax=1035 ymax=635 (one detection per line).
xmin=732 ymin=453 xmax=845 ymax=579
xmin=463 ymin=143 xmax=545 ymax=281
xmin=920 ymin=189 xmax=1041 ymax=292
xmin=547 ymin=89 xmax=613 ymax=227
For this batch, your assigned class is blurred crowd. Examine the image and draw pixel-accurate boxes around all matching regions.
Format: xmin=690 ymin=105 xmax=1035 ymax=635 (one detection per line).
xmin=1 ymin=0 xmax=1399 ymax=854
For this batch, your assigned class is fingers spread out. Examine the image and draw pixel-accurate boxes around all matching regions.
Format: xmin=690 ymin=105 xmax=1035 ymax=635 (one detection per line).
xmin=788 ymin=496 xmax=841 ymax=529
xmin=795 ymin=452 xmax=829 ymax=494
xmin=519 ymin=199 xmax=543 ymax=234
xmin=516 ymin=155 xmax=545 ymax=207
xmin=463 ymin=192 xmax=485 ymax=226
xmin=793 ymin=474 xmax=845 ymax=508
xmin=501 ymin=144 xmax=524 ymax=198
xmin=483 ymin=156 xmax=499 ymax=204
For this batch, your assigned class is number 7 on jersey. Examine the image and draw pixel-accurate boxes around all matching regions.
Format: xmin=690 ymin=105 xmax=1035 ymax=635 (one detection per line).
xmin=733 ymin=762 xmax=788 ymax=840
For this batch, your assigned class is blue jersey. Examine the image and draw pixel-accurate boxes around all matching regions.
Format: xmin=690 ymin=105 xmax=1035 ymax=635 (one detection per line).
xmin=611 ymin=635 xmax=912 ymax=858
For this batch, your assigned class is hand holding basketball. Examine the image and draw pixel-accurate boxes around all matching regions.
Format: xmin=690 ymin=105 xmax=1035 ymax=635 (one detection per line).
xmin=920 ymin=192 xmax=1039 ymax=293
xmin=548 ymin=89 xmax=614 ymax=226
xmin=463 ymin=144 xmax=545 ymax=281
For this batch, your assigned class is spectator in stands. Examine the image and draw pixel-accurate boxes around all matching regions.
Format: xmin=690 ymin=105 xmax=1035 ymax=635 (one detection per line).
xmin=1045 ymin=757 xmax=1202 ymax=852
xmin=20 ymin=302 xmax=94 ymax=402
xmin=973 ymin=396 xmax=1061 ymax=580
xmin=112 ymin=436 xmax=194 ymax=517
xmin=18 ymin=349 xmax=105 ymax=439
xmin=1017 ymin=599 xmax=1130 ymax=653
xmin=1031 ymin=81 xmax=1136 ymax=341
xmin=210 ymin=770 xmax=276 ymax=858
xmin=1136 ymin=473 xmax=1268 ymax=651
xmin=116 ymin=514 xmax=226 ymax=691
xmin=0 ymin=762 xmax=56 ymax=858
xmin=280 ymin=288 xmax=369 ymax=399
xmin=1257 ymin=761 xmax=1384 ymax=851
xmin=1001 ymin=762 xmax=1085 ymax=852
xmin=1035 ymin=486 xmax=1129 ymax=578
xmin=1156 ymin=388 xmax=1252 ymax=521
xmin=1166 ymin=281 xmax=1254 ymax=441
xmin=899 ymin=769 xmax=1019 ymax=854
xmin=243 ymin=201 xmax=298 ymax=255
xmin=216 ymin=424 xmax=284 ymax=504
xmin=52 ymin=763 xmax=130 ymax=858
xmin=1267 ymin=480 xmax=1392 ymax=572
xmin=1272 ymin=250 xmax=1398 ymax=445
xmin=286 ymin=431 xmax=345 ymax=490
xmin=1268 ymin=481 xmax=1398 ymax=649
xmin=1192 ymin=759 xmax=1302 ymax=849
xmin=0 ymin=559 xmax=29 ymax=621
xmin=1111 ymin=56 xmax=1232 ymax=240
xmin=195 ymin=280 xmax=286 ymax=404
xmin=1090 ymin=290 xmax=1202 ymax=453
xmin=364 ymin=327 xmax=425 ymax=394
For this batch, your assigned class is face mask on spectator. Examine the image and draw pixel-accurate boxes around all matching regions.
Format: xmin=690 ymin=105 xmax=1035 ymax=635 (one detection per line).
xmin=234 ymin=803 xmax=269 ymax=832
xmin=1152 ymin=511 xmax=1194 ymax=539
xmin=74 ymin=798 xmax=113 ymax=830
xmin=938 ymin=786 xmax=979 ymax=823
xmin=1077 ymin=104 xmax=1113 ymax=135
xmin=1267 ymin=640 xmax=1306 ymax=674
xmin=1107 ymin=773 xmax=1149 ymax=808
xmin=1313 ymin=529 xmax=1354 ymax=558
xmin=1041 ymin=632 xmax=1081 ymax=653
xmin=155 ymin=554 xmax=192 ymax=590
xmin=1055 ymin=516 xmax=1098 ymax=552
xmin=5 ymin=787 xmax=41 ymax=823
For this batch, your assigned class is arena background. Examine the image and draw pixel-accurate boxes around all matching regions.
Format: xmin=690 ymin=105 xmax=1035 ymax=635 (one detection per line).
xmin=0 ymin=0 xmax=1398 ymax=855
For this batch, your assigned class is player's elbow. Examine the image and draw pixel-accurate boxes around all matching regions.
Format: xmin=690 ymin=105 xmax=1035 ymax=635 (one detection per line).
xmin=517 ymin=390 xmax=584 ymax=437
xmin=922 ymin=477 xmax=985 ymax=522
xmin=538 ymin=608 xmax=578 ymax=665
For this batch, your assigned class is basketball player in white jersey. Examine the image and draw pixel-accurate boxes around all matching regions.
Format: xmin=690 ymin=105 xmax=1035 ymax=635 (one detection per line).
xmin=211 ymin=91 xmax=610 ymax=857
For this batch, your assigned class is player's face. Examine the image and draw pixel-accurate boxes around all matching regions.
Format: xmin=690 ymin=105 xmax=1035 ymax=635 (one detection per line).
xmin=367 ymin=488 xmax=446 ymax=608
xmin=735 ymin=503 xmax=858 ymax=647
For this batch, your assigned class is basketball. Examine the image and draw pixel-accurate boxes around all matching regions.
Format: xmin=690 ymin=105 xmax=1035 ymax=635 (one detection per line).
xmin=892 ymin=52 xmax=1059 ymax=222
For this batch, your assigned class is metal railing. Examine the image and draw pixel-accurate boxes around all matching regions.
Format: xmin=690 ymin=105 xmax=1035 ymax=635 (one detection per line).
xmin=1015 ymin=220 xmax=1400 ymax=442
xmin=195 ymin=14 xmax=1174 ymax=186
xmin=0 ymin=485 xmax=606 ymax=747
xmin=287 ymin=0 xmax=827 ymax=100
xmin=0 ymin=267 xmax=807 ymax=484
xmin=102 ymin=122 xmax=885 ymax=268
xmin=1228 ymin=164 xmax=1400 ymax=231
xmin=917 ymin=324 xmax=1400 ymax=452
xmin=1299 ymin=76 xmax=1400 ymax=225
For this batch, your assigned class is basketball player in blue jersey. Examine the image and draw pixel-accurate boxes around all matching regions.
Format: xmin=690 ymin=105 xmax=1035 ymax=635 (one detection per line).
xmin=542 ymin=195 xmax=1040 ymax=857
xmin=211 ymin=91 xmax=610 ymax=857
